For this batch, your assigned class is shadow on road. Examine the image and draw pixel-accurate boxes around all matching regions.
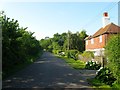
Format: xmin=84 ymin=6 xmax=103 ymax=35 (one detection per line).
xmin=2 ymin=52 xmax=96 ymax=89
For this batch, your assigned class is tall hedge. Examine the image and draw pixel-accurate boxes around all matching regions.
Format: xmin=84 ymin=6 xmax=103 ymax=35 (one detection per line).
xmin=105 ymin=34 xmax=120 ymax=84
xmin=1 ymin=14 xmax=42 ymax=78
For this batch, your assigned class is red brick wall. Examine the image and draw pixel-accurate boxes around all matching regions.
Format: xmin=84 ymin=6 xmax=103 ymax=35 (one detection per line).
xmin=86 ymin=34 xmax=106 ymax=50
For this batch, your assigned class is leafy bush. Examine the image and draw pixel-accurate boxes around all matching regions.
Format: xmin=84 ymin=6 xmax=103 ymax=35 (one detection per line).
xmin=85 ymin=61 xmax=101 ymax=70
xmin=95 ymin=67 xmax=116 ymax=86
xmin=52 ymin=50 xmax=63 ymax=55
xmin=2 ymin=14 xmax=42 ymax=78
xmin=112 ymin=83 xmax=120 ymax=89
xmin=65 ymin=50 xmax=79 ymax=60
xmin=57 ymin=50 xmax=62 ymax=54
xmin=75 ymin=52 xmax=82 ymax=60
xmin=87 ymin=78 xmax=111 ymax=88
xmin=81 ymin=51 xmax=94 ymax=62
xmin=105 ymin=34 xmax=120 ymax=84
xmin=52 ymin=50 xmax=57 ymax=54
xmin=47 ymin=45 xmax=53 ymax=52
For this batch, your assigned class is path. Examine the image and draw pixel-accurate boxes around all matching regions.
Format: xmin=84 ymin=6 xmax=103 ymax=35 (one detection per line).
xmin=2 ymin=52 xmax=96 ymax=88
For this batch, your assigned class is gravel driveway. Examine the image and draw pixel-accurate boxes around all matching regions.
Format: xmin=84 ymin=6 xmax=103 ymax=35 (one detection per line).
xmin=2 ymin=52 xmax=96 ymax=89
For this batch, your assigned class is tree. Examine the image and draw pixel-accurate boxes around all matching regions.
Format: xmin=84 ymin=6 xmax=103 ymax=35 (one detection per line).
xmin=63 ymin=30 xmax=88 ymax=52
xmin=80 ymin=30 xmax=88 ymax=39
xmin=79 ymin=30 xmax=88 ymax=52
xmin=52 ymin=33 xmax=61 ymax=42
xmin=40 ymin=38 xmax=52 ymax=50
xmin=2 ymin=13 xmax=42 ymax=78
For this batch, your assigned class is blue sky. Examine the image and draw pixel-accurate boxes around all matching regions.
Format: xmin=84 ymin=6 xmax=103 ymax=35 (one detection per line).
xmin=0 ymin=2 xmax=119 ymax=40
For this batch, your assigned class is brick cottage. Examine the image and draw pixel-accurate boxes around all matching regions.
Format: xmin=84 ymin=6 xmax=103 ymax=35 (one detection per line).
xmin=85 ymin=12 xmax=120 ymax=56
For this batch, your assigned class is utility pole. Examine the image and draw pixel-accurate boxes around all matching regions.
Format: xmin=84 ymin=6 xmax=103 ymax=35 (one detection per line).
xmin=68 ymin=30 xmax=70 ymax=50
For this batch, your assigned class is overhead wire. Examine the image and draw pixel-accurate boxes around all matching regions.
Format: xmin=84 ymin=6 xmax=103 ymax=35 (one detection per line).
xmin=81 ymin=2 xmax=118 ymax=30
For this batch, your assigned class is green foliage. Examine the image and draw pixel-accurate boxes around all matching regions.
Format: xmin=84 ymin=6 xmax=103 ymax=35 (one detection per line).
xmin=63 ymin=30 xmax=88 ymax=52
xmin=105 ymin=35 xmax=120 ymax=84
xmin=82 ymin=51 xmax=94 ymax=58
xmin=112 ymin=83 xmax=120 ymax=89
xmin=88 ymin=78 xmax=111 ymax=88
xmin=52 ymin=42 xmax=61 ymax=50
xmin=81 ymin=51 xmax=94 ymax=62
xmin=47 ymin=44 xmax=53 ymax=52
xmin=85 ymin=61 xmax=101 ymax=70
xmin=65 ymin=50 xmax=79 ymax=60
xmin=40 ymin=30 xmax=88 ymax=54
xmin=75 ymin=52 xmax=82 ymax=60
xmin=95 ymin=67 xmax=116 ymax=86
xmin=40 ymin=38 xmax=52 ymax=50
xmin=2 ymin=14 xmax=42 ymax=78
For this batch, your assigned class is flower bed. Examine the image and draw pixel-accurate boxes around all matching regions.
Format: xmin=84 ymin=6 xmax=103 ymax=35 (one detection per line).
xmin=85 ymin=61 xmax=101 ymax=70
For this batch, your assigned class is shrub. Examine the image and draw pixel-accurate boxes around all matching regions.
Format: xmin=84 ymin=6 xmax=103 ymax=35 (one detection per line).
xmin=105 ymin=34 xmax=120 ymax=84
xmin=95 ymin=67 xmax=116 ymax=86
xmin=58 ymin=52 xmax=65 ymax=56
xmin=81 ymin=51 xmax=94 ymax=62
xmin=52 ymin=50 xmax=57 ymax=54
xmin=85 ymin=61 xmax=101 ymax=70
xmin=57 ymin=50 xmax=62 ymax=54
xmin=65 ymin=50 xmax=79 ymax=60
xmin=75 ymin=52 xmax=82 ymax=60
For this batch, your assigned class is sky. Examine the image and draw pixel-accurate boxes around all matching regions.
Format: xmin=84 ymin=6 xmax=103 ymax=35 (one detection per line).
xmin=0 ymin=1 xmax=119 ymax=40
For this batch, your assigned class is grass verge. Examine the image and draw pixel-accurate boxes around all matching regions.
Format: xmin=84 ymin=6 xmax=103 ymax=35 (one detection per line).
xmin=87 ymin=78 xmax=112 ymax=89
xmin=56 ymin=55 xmax=85 ymax=69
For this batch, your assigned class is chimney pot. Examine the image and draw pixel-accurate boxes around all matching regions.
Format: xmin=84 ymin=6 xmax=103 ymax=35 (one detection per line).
xmin=103 ymin=12 xmax=108 ymax=17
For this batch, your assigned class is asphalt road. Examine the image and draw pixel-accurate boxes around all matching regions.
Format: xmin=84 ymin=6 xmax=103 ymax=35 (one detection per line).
xmin=2 ymin=52 xmax=96 ymax=88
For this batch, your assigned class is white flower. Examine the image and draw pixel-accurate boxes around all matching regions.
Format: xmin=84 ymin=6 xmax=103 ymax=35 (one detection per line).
xmin=100 ymin=67 xmax=103 ymax=70
xmin=96 ymin=71 xmax=98 ymax=75
xmin=96 ymin=67 xmax=103 ymax=75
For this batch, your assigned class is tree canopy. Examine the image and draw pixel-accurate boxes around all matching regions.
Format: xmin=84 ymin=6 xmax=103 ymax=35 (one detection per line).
xmin=40 ymin=30 xmax=88 ymax=53
xmin=1 ymin=12 xmax=42 ymax=78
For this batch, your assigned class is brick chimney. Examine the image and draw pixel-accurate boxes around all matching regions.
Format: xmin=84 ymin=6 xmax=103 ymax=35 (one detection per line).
xmin=102 ymin=12 xmax=110 ymax=28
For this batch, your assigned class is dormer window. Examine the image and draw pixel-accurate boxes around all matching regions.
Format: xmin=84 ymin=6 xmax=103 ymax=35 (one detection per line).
xmin=99 ymin=35 xmax=102 ymax=43
xmin=91 ymin=38 xmax=94 ymax=44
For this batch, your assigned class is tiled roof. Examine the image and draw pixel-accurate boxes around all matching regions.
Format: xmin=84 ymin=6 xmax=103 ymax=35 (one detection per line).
xmin=92 ymin=23 xmax=120 ymax=38
xmin=85 ymin=23 xmax=120 ymax=40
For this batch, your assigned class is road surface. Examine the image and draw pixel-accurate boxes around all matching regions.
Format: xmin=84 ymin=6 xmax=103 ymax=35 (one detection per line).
xmin=2 ymin=52 xmax=96 ymax=88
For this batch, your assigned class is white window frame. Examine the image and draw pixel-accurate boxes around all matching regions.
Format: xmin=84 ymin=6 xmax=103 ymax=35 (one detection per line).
xmin=99 ymin=35 xmax=102 ymax=43
xmin=91 ymin=38 xmax=94 ymax=44
xmin=86 ymin=40 xmax=88 ymax=45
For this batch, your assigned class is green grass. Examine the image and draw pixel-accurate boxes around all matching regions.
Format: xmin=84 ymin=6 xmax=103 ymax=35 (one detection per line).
xmin=112 ymin=83 xmax=120 ymax=89
xmin=87 ymin=78 xmax=112 ymax=89
xmin=57 ymin=55 xmax=85 ymax=69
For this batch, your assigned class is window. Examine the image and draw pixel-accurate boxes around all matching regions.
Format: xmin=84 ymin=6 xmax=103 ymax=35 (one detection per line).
xmin=91 ymin=38 xmax=94 ymax=44
xmin=99 ymin=35 xmax=102 ymax=43
xmin=86 ymin=40 xmax=88 ymax=45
